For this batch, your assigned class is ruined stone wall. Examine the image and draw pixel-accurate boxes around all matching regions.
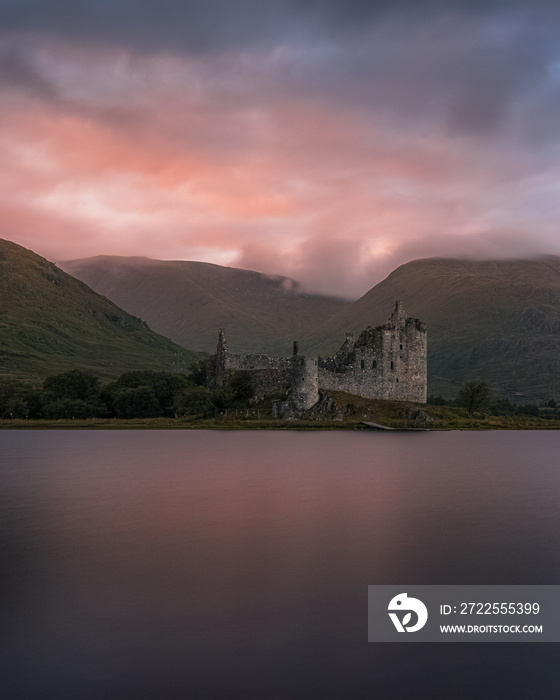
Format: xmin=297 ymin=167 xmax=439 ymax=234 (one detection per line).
xmin=206 ymin=302 xmax=427 ymax=407
xmin=224 ymin=353 xmax=294 ymax=401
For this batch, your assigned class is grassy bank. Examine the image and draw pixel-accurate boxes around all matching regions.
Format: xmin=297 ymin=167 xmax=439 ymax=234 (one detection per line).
xmin=0 ymin=416 xmax=356 ymax=430
xmin=2 ymin=405 xmax=560 ymax=430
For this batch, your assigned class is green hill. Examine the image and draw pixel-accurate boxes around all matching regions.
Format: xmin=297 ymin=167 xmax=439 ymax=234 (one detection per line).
xmin=0 ymin=239 xmax=201 ymax=382
xmin=60 ymin=255 xmax=348 ymax=356
xmin=302 ymin=257 xmax=560 ymax=402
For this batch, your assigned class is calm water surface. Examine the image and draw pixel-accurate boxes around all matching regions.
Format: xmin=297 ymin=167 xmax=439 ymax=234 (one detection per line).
xmin=1 ymin=430 xmax=559 ymax=699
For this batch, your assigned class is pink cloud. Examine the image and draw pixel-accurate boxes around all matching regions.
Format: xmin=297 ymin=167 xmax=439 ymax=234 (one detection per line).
xmin=1 ymin=40 xmax=560 ymax=298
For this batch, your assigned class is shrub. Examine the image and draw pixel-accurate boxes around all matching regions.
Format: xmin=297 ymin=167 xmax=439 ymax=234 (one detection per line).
xmin=174 ymin=386 xmax=216 ymax=417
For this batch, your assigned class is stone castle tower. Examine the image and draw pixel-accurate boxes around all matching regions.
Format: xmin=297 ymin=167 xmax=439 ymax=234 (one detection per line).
xmin=317 ymin=300 xmax=427 ymax=403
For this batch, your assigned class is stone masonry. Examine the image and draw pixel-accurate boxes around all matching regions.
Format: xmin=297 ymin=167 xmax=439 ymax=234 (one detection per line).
xmin=206 ymin=301 xmax=427 ymax=407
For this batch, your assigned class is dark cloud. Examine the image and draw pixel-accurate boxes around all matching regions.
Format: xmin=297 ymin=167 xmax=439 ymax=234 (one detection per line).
xmin=0 ymin=0 xmax=559 ymax=55
xmin=444 ymin=25 xmax=551 ymax=135
xmin=0 ymin=42 xmax=58 ymax=99
xmin=0 ymin=0 xmax=557 ymax=144
xmin=0 ymin=0 xmax=290 ymax=54
xmin=236 ymin=15 xmax=553 ymax=140
xmin=291 ymin=0 xmax=560 ymax=32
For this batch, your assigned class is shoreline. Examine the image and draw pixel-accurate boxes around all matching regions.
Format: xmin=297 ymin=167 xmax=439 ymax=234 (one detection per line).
xmin=2 ymin=417 xmax=560 ymax=431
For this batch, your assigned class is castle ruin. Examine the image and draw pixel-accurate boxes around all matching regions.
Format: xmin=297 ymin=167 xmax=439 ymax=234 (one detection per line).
xmin=206 ymin=301 xmax=427 ymax=408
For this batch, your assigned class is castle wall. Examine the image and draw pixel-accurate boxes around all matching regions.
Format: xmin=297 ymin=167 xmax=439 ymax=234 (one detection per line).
xmin=207 ymin=301 xmax=427 ymax=407
xmin=224 ymin=353 xmax=294 ymax=401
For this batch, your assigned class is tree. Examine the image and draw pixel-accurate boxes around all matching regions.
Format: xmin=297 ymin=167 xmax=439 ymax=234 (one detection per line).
xmin=456 ymin=381 xmax=491 ymax=416
xmin=41 ymin=370 xmax=107 ymax=419
xmin=224 ymin=370 xmax=254 ymax=407
xmin=44 ymin=398 xmax=103 ymax=420
xmin=173 ymin=386 xmax=215 ymax=418
xmin=112 ymin=386 xmax=161 ymax=418
xmin=111 ymin=371 xmax=191 ymax=417
xmin=0 ymin=380 xmax=42 ymax=419
xmin=186 ymin=359 xmax=208 ymax=386
xmin=42 ymin=369 xmax=101 ymax=403
xmin=516 ymin=404 xmax=539 ymax=417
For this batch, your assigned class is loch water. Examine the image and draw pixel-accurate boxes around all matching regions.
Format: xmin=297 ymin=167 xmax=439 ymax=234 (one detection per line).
xmin=1 ymin=429 xmax=559 ymax=699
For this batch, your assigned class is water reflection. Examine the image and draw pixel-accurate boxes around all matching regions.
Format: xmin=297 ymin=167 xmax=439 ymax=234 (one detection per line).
xmin=1 ymin=430 xmax=560 ymax=699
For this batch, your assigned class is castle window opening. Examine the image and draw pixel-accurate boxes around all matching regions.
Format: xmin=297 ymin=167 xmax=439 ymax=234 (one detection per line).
xmin=372 ymin=360 xmax=377 ymax=369
xmin=360 ymin=360 xmax=365 ymax=369
xmin=400 ymin=344 xmax=403 ymax=350
xmin=391 ymin=361 xmax=394 ymax=370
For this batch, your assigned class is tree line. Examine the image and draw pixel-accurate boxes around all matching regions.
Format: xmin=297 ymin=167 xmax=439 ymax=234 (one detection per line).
xmin=2 ymin=371 xmax=558 ymax=421
xmin=0 ymin=362 xmax=253 ymax=420
xmin=429 ymin=380 xmax=559 ymax=418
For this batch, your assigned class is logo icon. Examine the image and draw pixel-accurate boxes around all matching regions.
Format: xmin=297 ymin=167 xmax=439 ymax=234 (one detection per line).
xmin=388 ymin=592 xmax=428 ymax=632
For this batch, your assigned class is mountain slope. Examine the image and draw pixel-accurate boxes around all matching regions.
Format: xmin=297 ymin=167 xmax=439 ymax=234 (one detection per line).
xmin=60 ymin=256 xmax=349 ymax=355
xmin=302 ymin=257 xmax=560 ymax=401
xmin=0 ymin=240 xmax=201 ymax=382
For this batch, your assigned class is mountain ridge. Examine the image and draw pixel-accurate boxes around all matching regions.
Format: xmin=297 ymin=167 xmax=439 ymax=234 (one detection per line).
xmin=9 ymin=239 xmax=560 ymax=400
xmin=0 ymin=239 xmax=201 ymax=382
xmin=60 ymin=255 xmax=349 ymax=356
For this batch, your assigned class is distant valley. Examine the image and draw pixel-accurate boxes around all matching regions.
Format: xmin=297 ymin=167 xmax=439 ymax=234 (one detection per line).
xmin=61 ymin=256 xmax=349 ymax=356
xmin=4 ymin=238 xmax=560 ymax=401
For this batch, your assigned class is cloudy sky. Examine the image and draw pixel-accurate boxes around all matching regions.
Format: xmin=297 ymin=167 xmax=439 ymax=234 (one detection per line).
xmin=2 ymin=0 xmax=560 ymax=297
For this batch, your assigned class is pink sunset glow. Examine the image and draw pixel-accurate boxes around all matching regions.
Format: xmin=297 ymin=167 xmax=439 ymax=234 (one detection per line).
xmin=2 ymin=3 xmax=560 ymax=298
